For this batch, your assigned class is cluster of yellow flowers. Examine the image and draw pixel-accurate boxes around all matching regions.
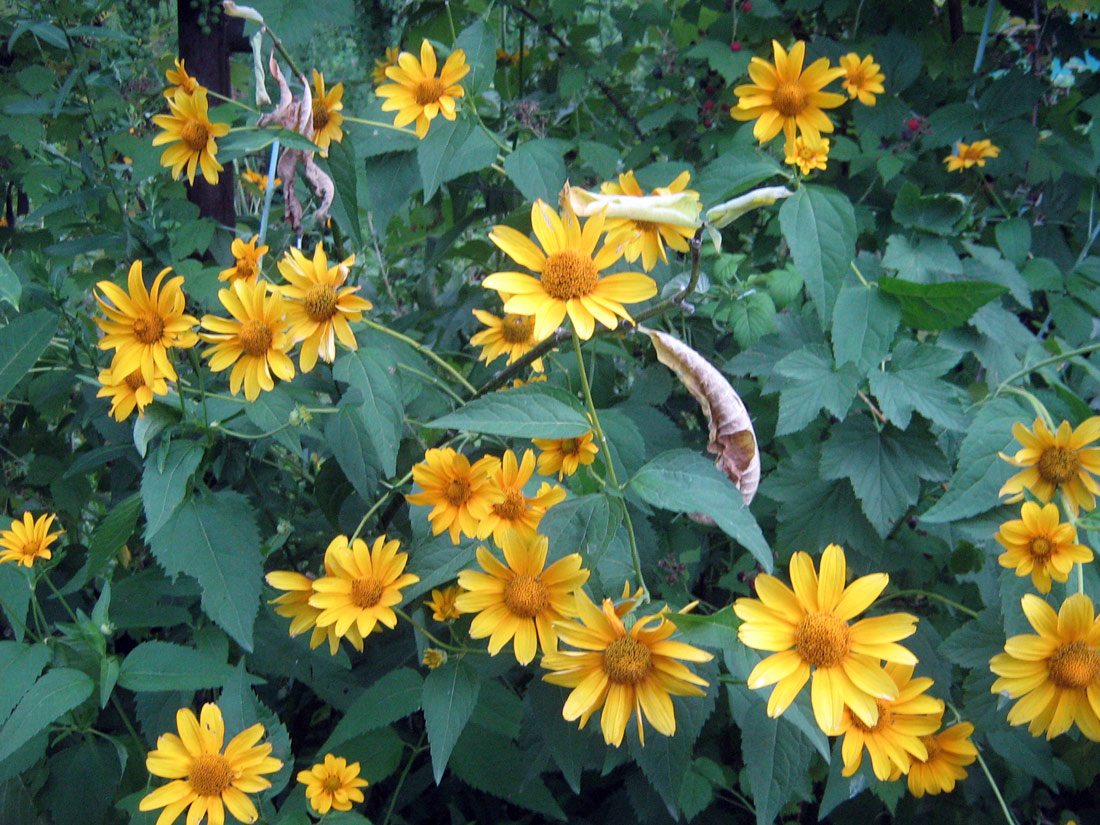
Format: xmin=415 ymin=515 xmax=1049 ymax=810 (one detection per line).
xmin=153 ymin=59 xmax=231 ymax=185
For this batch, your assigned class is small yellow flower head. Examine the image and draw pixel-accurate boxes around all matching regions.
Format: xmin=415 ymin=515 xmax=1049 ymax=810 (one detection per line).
xmin=406 ymin=448 xmax=503 ymax=544
xmin=241 ymin=169 xmax=280 ymax=191
xmin=906 ymin=722 xmax=977 ymax=797
xmin=838 ymin=53 xmax=886 ymax=106
xmin=311 ymin=70 xmax=345 ymax=155
xmin=0 ymin=513 xmax=63 ymax=567
xmin=152 ymin=87 xmax=231 ymax=185
xmin=531 ymin=432 xmax=599 ymax=480
xmin=943 ymin=139 xmax=1001 ymax=172
xmin=784 ymin=136 xmax=830 ymax=175
xmin=995 ymin=501 xmax=1093 ymax=593
xmin=372 ymin=46 xmax=401 ymax=86
xmin=296 ymin=753 xmax=368 ymax=815
xmin=427 ymin=585 xmax=463 ymax=622
xmin=97 ymin=364 xmax=168 ymax=421
xmin=422 ymin=648 xmax=448 ymax=669
xmin=377 ymin=40 xmax=469 ymax=139
xmin=164 ymin=57 xmax=200 ymax=99
xmin=476 ymin=449 xmax=566 ymax=544
xmin=470 ymin=305 xmax=545 ymax=371
xmin=219 ymin=235 xmax=269 ymax=285
xmin=999 ymin=417 xmax=1100 ymax=515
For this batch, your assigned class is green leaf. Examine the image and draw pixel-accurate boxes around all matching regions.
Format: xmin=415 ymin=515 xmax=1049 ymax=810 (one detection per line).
xmin=996 ymin=217 xmax=1031 ymax=267
xmin=727 ymin=290 xmax=776 ymax=349
xmin=422 ymin=658 xmax=480 ymax=783
xmin=538 ymin=494 xmax=621 ymax=564
xmin=630 ymin=450 xmax=771 ymax=572
xmin=891 ymin=181 xmax=966 ymax=235
xmin=71 ymin=492 xmax=142 ymax=590
xmin=0 ymin=253 xmax=20 ymax=310
xmin=503 ymin=138 xmax=570 ymax=203
xmin=524 ymin=680 xmax=597 ymax=794
xmin=324 ymin=403 xmax=381 ymax=501
xmin=321 ymin=137 xmax=363 ymax=247
xmin=41 ymin=739 xmax=122 ymax=825
xmin=428 ymin=384 xmax=590 ymax=438
xmin=941 ymin=611 xmax=1005 ymax=669
xmin=0 ymin=668 xmax=93 ymax=762
xmin=141 ymin=440 xmax=204 ymax=540
xmin=694 ymin=149 xmax=784 ymax=204
xmin=0 ymin=310 xmax=58 ymax=399
xmin=778 ymin=185 xmax=856 ymax=322
xmin=0 ymin=567 xmax=30 ymax=643
xmin=685 ymin=40 xmax=751 ymax=84
xmin=333 ymin=348 xmax=403 ymax=476
xmin=831 ymin=285 xmax=900 ymax=373
xmin=668 ymin=608 xmax=739 ymax=650
xmin=868 ymin=340 xmax=967 ymax=431
xmin=364 ymin=150 xmax=418 ymax=233
xmin=0 ymin=643 xmax=50 ymax=725
xmin=878 ymin=276 xmax=1008 ymax=330
xmin=243 ymin=385 xmax=301 ymax=453
xmin=403 ymin=536 xmax=475 ymax=603
xmin=450 ymin=726 xmax=567 ymax=820
xmin=774 ymin=344 xmax=860 ymax=435
xmin=881 ymin=234 xmax=963 ymax=283
xmin=455 ymin=19 xmax=497 ymax=95
xmin=150 ymin=490 xmax=262 ymax=649
xmin=117 ymin=641 xmax=237 ymax=692
xmin=323 ymin=668 xmax=424 ymax=752
xmin=417 ymin=118 xmax=497 ymax=201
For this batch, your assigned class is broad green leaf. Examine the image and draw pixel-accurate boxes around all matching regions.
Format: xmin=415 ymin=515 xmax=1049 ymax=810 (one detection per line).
xmin=774 ymin=344 xmax=860 ymax=435
xmin=996 ymin=217 xmax=1031 ymax=267
xmin=323 ymin=668 xmax=424 ymax=752
xmin=243 ymin=385 xmax=301 ymax=453
xmin=831 ymin=285 xmax=900 ymax=373
xmin=455 ymin=19 xmax=497 ymax=95
xmin=962 ymin=242 xmax=1032 ymax=308
xmin=986 ymin=730 xmax=1072 ymax=789
xmin=141 ymin=440 xmax=203 ymax=540
xmin=0 ymin=668 xmax=93 ymax=762
xmin=503 ymin=138 xmax=570 ymax=203
xmin=940 ymin=611 xmax=1005 ymax=669
xmin=0 ymin=253 xmax=20 ymax=309
xmin=726 ymin=290 xmax=776 ymax=349
xmin=868 ymin=340 xmax=967 ymax=431
xmin=684 ymin=40 xmax=751 ymax=84
xmin=0 ymin=643 xmax=50 ymax=725
xmin=450 ymin=726 xmax=567 ymax=820
xmin=538 ymin=493 xmax=621 ymax=565
xmin=0 ymin=566 xmax=30 ymax=643
xmin=428 ymin=384 xmax=590 ymax=438
xmin=0 ymin=309 xmax=58 ymax=399
xmin=324 ymin=403 xmax=381 ymax=501
xmin=41 ymin=739 xmax=121 ymax=825
xmin=417 ymin=118 xmax=497 ymax=200
xmin=422 ymin=658 xmax=480 ymax=783
xmin=778 ymin=185 xmax=856 ymax=322
xmin=364 ymin=150 xmax=418 ymax=233
xmin=524 ymin=680 xmax=597 ymax=795
xmin=219 ymin=663 xmax=293 ymax=795
xmin=882 ymin=234 xmax=963 ymax=283
xmin=891 ymin=181 xmax=966 ymax=235
xmin=694 ymin=148 xmax=784 ymax=204
xmin=403 ymin=536 xmax=475 ymax=603
xmin=70 ymin=492 xmax=141 ymax=590
xmin=333 ymin=348 xmax=403 ymax=475
xmin=321 ymin=137 xmax=363 ymax=247
xmin=117 ymin=641 xmax=237 ymax=692
xmin=878 ymin=276 xmax=1008 ymax=330
xmin=668 ymin=608 xmax=739 ymax=650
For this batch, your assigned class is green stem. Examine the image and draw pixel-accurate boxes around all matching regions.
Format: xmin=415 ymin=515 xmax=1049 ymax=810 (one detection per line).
xmin=380 ymin=732 xmax=426 ymax=825
xmin=40 ymin=571 xmax=79 ymax=624
xmin=850 ymin=261 xmax=870 ymax=287
xmin=947 ymin=701 xmax=1017 ymax=825
xmin=876 ymin=589 xmax=980 ymax=619
xmin=207 ymin=89 xmax=259 ymax=115
xmin=995 ymin=385 xmax=1054 ymax=431
xmin=630 ymin=231 xmax=703 ymax=326
xmin=262 ymin=25 xmax=306 ymax=80
xmin=397 ymin=363 xmax=466 ymax=405
xmin=394 ymin=607 xmax=473 ymax=653
xmin=350 ymin=471 xmax=413 ymax=542
xmin=111 ymin=694 xmax=147 ymax=757
xmin=342 ymin=115 xmax=417 ymax=137
xmin=362 ymin=318 xmax=476 ymax=395
xmin=212 ymin=421 xmax=294 ymax=440
xmin=186 ymin=349 xmax=210 ymax=432
xmin=995 ymin=341 xmax=1100 ymax=392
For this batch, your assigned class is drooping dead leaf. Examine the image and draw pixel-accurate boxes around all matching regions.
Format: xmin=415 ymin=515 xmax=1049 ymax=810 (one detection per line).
xmin=641 ymin=326 xmax=761 ymax=504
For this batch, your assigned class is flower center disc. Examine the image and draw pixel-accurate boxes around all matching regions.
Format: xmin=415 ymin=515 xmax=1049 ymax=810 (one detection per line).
xmin=603 ymin=636 xmax=653 ymax=684
xmin=1038 ymin=446 xmax=1080 ymax=485
xmin=503 ymin=573 xmax=548 ymax=618
xmin=794 ymin=612 xmax=851 ymax=668
xmin=1048 ymin=640 xmax=1100 ymax=688
xmin=541 ymin=250 xmax=599 ymax=300
xmin=312 ymin=100 xmax=330 ymax=131
xmin=235 ymin=259 xmax=256 ymax=281
xmin=500 ymin=314 xmax=535 ymax=344
xmin=322 ymin=775 xmax=343 ymax=791
xmin=635 ymin=220 xmax=658 ymax=233
xmin=123 ymin=370 xmax=146 ymax=391
xmin=917 ymin=734 xmax=941 ymax=764
xmin=133 ymin=313 xmax=165 ymax=344
xmin=180 ymin=119 xmax=210 ymax=152
xmin=350 ymin=576 xmax=384 ymax=608
xmin=190 ymin=752 xmax=234 ymax=797
xmin=493 ymin=489 xmax=527 ymax=521
xmin=304 ymin=283 xmax=339 ymax=322
xmin=444 ymin=477 xmax=471 ymax=507
xmin=559 ymin=438 xmax=579 ymax=456
xmin=1029 ymin=536 xmax=1053 ymax=559
xmin=414 ymin=78 xmax=447 ymax=106
xmin=239 ymin=319 xmax=273 ymax=357
xmin=850 ymin=698 xmax=891 ymax=733
xmin=773 ymin=82 xmax=807 ymax=117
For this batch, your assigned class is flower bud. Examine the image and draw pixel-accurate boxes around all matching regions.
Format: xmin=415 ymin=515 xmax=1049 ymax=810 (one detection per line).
xmin=705 ymin=185 xmax=794 ymax=229
xmin=561 ymin=181 xmax=702 ymax=229
xmin=223 ymin=1 xmax=265 ymax=24
xmin=422 ymin=648 xmax=447 ymax=669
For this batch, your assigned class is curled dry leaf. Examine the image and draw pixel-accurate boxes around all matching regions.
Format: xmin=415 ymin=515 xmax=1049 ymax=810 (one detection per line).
xmin=641 ymin=327 xmax=761 ymax=505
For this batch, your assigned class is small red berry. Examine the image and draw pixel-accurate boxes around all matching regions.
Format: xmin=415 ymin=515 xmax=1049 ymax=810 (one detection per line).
xmin=907 ymin=117 xmax=920 ymax=131
xmin=703 ymin=118 xmax=713 ymax=128
xmin=741 ymin=1 xmax=752 ymax=10
xmin=730 ymin=40 xmax=742 ymax=52
xmin=1024 ymin=44 xmax=1036 ymax=53
xmin=703 ymin=99 xmax=715 ymax=112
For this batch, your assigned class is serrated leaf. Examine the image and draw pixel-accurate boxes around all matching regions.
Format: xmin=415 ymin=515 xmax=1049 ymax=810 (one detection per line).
xmin=0 ymin=310 xmax=57 ymax=399
xmin=320 ymin=137 xmax=363 ymax=247
xmin=882 ymin=234 xmax=963 ymax=283
xmin=503 ymin=138 xmax=569 ymax=203
xmin=243 ymin=385 xmax=300 ymax=452
xmin=941 ymin=611 xmax=1005 ymax=669
xmin=422 ymin=658 xmax=480 ymax=783
xmin=0 ymin=668 xmax=93 ymax=762
xmin=727 ymin=290 xmax=776 ymax=349
xmin=117 ymin=641 xmax=237 ymax=692
xmin=0 ymin=253 xmax=20 ymax=310
xmin=778 ymin=185 xmax=856 ymax=322
xmin=774 ymin=344 xmax=860 ymax=435
xmin=450 ymin=726 xmax=567 ymax=820
xmin=324 ymin=403 xmax=380 ymax=501
xmin=831 ymin=285 xmax=900 ymax=373
xmin=455 ymin=19 xmax=497 ymax=95
xmin=891 ymin=181 xmax=966 ymax=234
xmin=694 ymin=148 xmax=784 ymax=204
xmin=538 ymin=493 xmax=621 ymax=564
xmin=141 ymin=440 xmax=203 ymax=540
xmin=71 ymin=492 xmax=142 ymax=589
xmin=428 ymin=384 xmax=590 ymax=438
xmin=333 ymin=348 xmax=403 ymax=476
xmin=868 ymin=340 xmax=967 ymax=431
xmin=0 ymin=643 xmax=50 ymax=725
xmin=879 ymin=276 xmax=1008 ymax=330
xmin=417 ymin=118 xmax=497 ymax=200
xmin=685 ymin=40 xmax=751 ymax=83
xmin=323 ymin=668 xmax=424 ymax=752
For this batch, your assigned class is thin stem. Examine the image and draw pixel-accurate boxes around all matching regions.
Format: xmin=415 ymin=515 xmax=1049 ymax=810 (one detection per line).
xmin=995 ymin=385 xmax=1055 ymax=431
xmin=342 ymin=115 xmax=417 ymax=137
xmin=350 ymin=471 xmax=413 ymax=542
xmin=850 ymin=261 xmax=870 ymax=287
xmin=362 ymin=318 xmax=476 ymax=395
xmin=397 ymin=363 xmax=466 ymax=405
xmin=380 ymin=732 xmax=426 ymax=825
xmin=979 ymin=175 xmax=1013 ymax=220
xmin=186 ymin=349 xmax=210 ymax=432
xmin=995 ymin=341 xmax=1100 ymax=392
xmin=262 ymin=25 xmax=306 ymax=80
xmin=876 ymin=589 xmax=980 ymax=619
xmin=40 ymin=571 xmax=79 ymax=623
xmin=949 ymin=700 xmax=1017 ymax=825
xmin=207 ymin=89 xmax=260 ymax=115
xmin=858 ymin=390 xmax=887 ymax=425
xmin=212 ymin=421 xmax=294 ymax=440
xmin=630 ymin=231 xmax=703 ymax=326
xmin=111 ymin=694 xmax=147 ymax=756
xmin=394 ymin=607 xmax=472 ymax=653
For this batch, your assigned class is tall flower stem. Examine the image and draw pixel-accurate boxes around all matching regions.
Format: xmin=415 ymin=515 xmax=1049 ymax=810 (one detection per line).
xmin=342 ymin=115 xmax=417 ymax=136
xmin=995 ymin=341 xmax=1100 ymax=393
xmin=350 ymin=470 xmax=413 ymax=542
xmin=362 ymin=318 xmax=477 ymax=395
xmin=394 ymin=607 xmax=476 ymax=654
xmin=947 ymin=700 xmax=1017 ymax=825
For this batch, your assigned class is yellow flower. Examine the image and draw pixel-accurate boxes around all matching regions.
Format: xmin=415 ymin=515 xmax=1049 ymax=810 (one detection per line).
xmin=999 ymin=417 xmax=1100 ymax=515
xmin=906 ymin=722 xmax=977 ymax=797
xmin=309 ymin=534 xmax=419 ymax=640
xmin=94 ymin=260 xmax=199 ymax=385
xmin=200 ymin=279 xmax=296 ymax=402
xmin=97 ymin=364 xmax=168 ymax=421
xmin=838 ymin=53 xmax=885 ymax=106
xmin=733 ymin=543 xmax=919 ymax=733
xmin=470 ymin=306 xmax=545 ymax=371
xmin=296 ymin=753 xmax=368 ymax=815
xmin=138 ymin=703 xmax=282 ymax=825
xmin=476 ymin=449 xmax=566 ymax=544
xmin=406 ymin=448 xmax=503 ymax=543
xmin=943 ymin=139 xmax=1001 ymax=172
xmin=532 ymin=432 xmax=600 ymax=479
xmin=456 ymin=531 xmax=589 ymax=665
xmin=427 ymin=585 xmax=463 ymax=622
xmin=219 ymin=236 xmax=269 ymax=285
xmin=164 ymin=57 xmax=200 ymax=99
xmin=277 ymin=243 xmax=371 ymax=372
xmin=0 ymin=513 xmax=62 ymax=567
xmin=542 ymin=589 xmax=713 ymax=746
xmin=784 ymin=135 xmax=830 ymax=175
xmin=422 ymin=648 xmax=447 ymax=669
xmin=731 ymin=40 xmax=847 ymax=147
xmin=483 ymin=200 xmax=657 ymax=341
xmin=241 ymin=169 xmax=280 ymax=191
xmin=377 ymin=40 xmax=469 ymax=139
xmin=372 ymin=46 xmax=400 ymax=86
xmin=311 ymin=70 xmax=345 ymax=155
xmin=995 ymin=502 xmax=1093 ymax=594
xmin=152 ymin=88 xmax=231 ymax=185
xmin=834 ymin=663 xmax=944 ymax=780
xmin=990 ymin=592 xmax=1100 ymax=741
xmin=597 ymin=171 xmax=700 ymax=272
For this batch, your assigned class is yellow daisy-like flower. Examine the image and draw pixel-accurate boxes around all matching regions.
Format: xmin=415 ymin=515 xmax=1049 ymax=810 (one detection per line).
xmin=733 ymin=543 xmax=919 ymax=734
xmin=277 ymin=243 xmax=371 ymax=372
xmin=532 ymin=432 xmax=600 ymax=480
xmin=406 ymin=448 xmax=503 ymax=543
xmin=999 ymin=417 xmax=1100 ymax=515
xmin=309 ymin=534 xmax=419 ymax=640
xmin=311 ymin=70 xmax=345 ymax=155
xmin=152 ymin=88 xmax=231 ymax=185
xmin=200 ymin=280 xmax=296 ymax=402
xmin=296 ymin=753 xmax=368 ymax=815
xmin=598 ymin=171 xmax=700 ymax=272
xmin=377 ymin=40 xmax=469 ymax=139
xmin=138 ymin=703 xmax=282 ymax=825
xmin=838 ymin=53 xmax=885 ymax=106
xmin=542 ymin=589 xmax=713 ymax=746
xmin=906 ymin=722 xmax=977 ymax=797
xmin=427 ymin=585 xmax=463 ymax=622
xmin=476 ymin=449 xmax=566 ymax=544
xmin=219 ymin=236 xmax=269 ymax=285
xmin=266 ymin=563 xmax=368 ymax=655
xmin=470 ymin=306 xmax=545 ymax=371
xmin=784 ymin=136 xmax=830 ymax=175
xmin=241 ymin=169 xmax=280 ymax=192
xmin=995 ymin=501 xmax=1093 ymax=594
xmin=94 ymin=260 xmax=199 ymax=385
xmin=483 ymin=201 xmax=657 ymax=341
xmin=97 ymin=364 xmax=168 ymax=421
xmin=943 ymin=139 xmax=1001 ymax=172
xmin=731 ymin=40 xmax=847 ymax=147
xmin=164 ymin=57 xmax=200 ymax=99
xmin=456 ymin=530 xmax=589 ymax=665
xmin=834 ymin=663 xmax=944 ymax=780
xmin=372 ymin=46 xmax=401 ymax=85
xmin=422 ymin=647 xmax=447 ymax=668
xmin=990 ymin=592 xmax=1100 ymax=741
xmin=0 ymin=512 xmax=62 ymax=567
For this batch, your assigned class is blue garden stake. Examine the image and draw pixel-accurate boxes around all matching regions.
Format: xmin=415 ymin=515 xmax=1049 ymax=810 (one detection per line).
xmin=258 ymin=138 xmax=280 ymax=245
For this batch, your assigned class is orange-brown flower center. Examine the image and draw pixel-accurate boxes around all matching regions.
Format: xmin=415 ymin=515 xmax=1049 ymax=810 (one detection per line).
xmin=1048 ymin=640 xmax=1100 ymax=689
xmin=181 ymin=119 xmax=210 ymax=152
xmin=322 ymin=774 xmax=344 ymax=791
xmin=414 ymin=77 xmax=447 ymax=106
xmin=916 ymin=734 xmax=941 ymax=764
xmin=500 ymin=314 xmax=535 ymax=344
xmin=189 ymin=752 xmax=234 ymax=797
xmin=123 ymin=370 xmax=146 ymax=391
xmin=312 ymin=99 xmax=330 ymax=132
xmin=773 ymin=82 xmax=807 ymax=118
xmin=493 ymin=489 xmax=527 ymax=521
xmin=350 ymin=576 xmax=384 ymax=609
xmin=304 ymin=283 xmax=339 ymax=322
xmin=1029 ymin=536 xmax=1053 ymax=559
xmin=850 ymin=698 xmax=892 ymax=733
xmin=503 ymin=573 xmax=548 ymax=618
xmin=559 ymin=438 xmax=580 ymax=456
xmin=239 ymin=319 xmax=273 ymax=357
xmin=794 ymin=612 xmax=851 ymax=668
xmin=846 ymin=68 xmax=867 ymax=89
xmin=541 ymin=250 xmax=599 ymax=301
xmin=604 ymin=636 xmax=653 ymax=684
xmin=444 ymin=477 xmax=471 ymax=507
xmin=133 ymin=313 xmax=166 ymax=344
xmin=1038 ymin=446 xmax=1080 ymax=485
xmin=235 ymin=258 xmax=256 ymax=281
xmin=635 ymin=220 xmax=658 ymax=233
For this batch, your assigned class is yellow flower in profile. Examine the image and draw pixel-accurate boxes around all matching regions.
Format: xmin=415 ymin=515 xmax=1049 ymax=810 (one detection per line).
xmin=733 ymin=543 xmax=918 ymax=734
xmin=990 ymin=593 xmax=1100 ymax=741
xmin=995 ymin=502 xmax=1093 ymax=594
xmin=470 ymin=306 xmax=545 ymax=371
xmin=476 ymin=449 xmax=566 ymax=544
xmin=140 ymin=704 xmax=282 ymax=825
xmin=422 ymin=647 xmax=447 ymax=668
xmin=0 ymin=513 xmax=62 ymax=567
xmin=542 ymin=589 xmax=713 ymax=746
xmin=943 ymin=139 xmax=1001 ymax=172
xmin=241 ymin=169 xmax=280 ymax=191
xmin=372 ymin=46 xmax=400 ymax=85
xmin=406 ymin=448 xmax=503 ymax=543
xmin=219 ymin=236 xmax=269 ymax=285
xmin=152 ymin=88 xmax=231 ymax=185
xmin=94 ymin=260 xmax=199 ymax=385
xmin=598 ymin=171 xmax=700 ymax=272
xmin=456 ymin=531 xmax=589 ymax=665
xmin=532 ymin=432 xmax=599 ymax=480
xmin=483 ymin=201 xmax=657 ymax=341
xmin=838 ymin=53 xmax=885 ymax=106
xmin=377 ymin=40 xmax=469 ymax=139
xmin=309 ymin=534 xmax=419 ymax=640
xmin=266 ymin=564 xmax=368 ymax=655
xmin=164 ymin=57 xmax=200 ymax=99
xmin=906 ymin=722 xmax=977 ymax=797
xmin=999 ymin=417 xmax=1100 ymax=515
xmin=427 ymin=585 xmax=463 ymax=622
xmin=731 ymin=40 xmax=847 ymax=146
xmin=200 ymin=280 xmax=296 ymax=402
xmin=311 ymin=70 xmax=345 ymax=155
xmin=784 ymin=136 xmax=830 ymax=175
xmin=97 ymin=364 xmax=168 ymax=421
xmin=297 ymin=753 xmax=368 ymax=815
